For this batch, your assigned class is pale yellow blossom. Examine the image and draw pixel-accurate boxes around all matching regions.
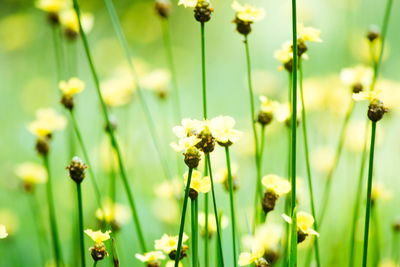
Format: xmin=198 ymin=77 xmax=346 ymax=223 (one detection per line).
xmin=15 ymin=162 xmax=47 ymax=184
xmin=210 ymin=115 xmax=242 ymax=145
xmin=340 ymin=65 xmax=373 ymax=89
xmin=262 ymin=174 xmax=290 ymax=196
xmin=35 ymin=0 xmax=67 ymax=13
xmin=135 ymin=251 xmax=165 ymax=263
xmin=59 ymin=77 xmax=85 ymax=96
xmin=84 ymin=229 xmax=111 ymax=244
xmin=60 ymin=9 xmax=94 ymax=34
xmin=28 ymin=108 xmax=67 ymax=137
xmin=155 ymin=233 xmax=189 ymax=254
xmin=184 ymin=170 xmax=210 ymax=193
xmin=232 ymin=1 xmax=265 ymax=22
xmin=298 ymin=23 xmax=322 ymax=43
xmin=0 ymin=225 xmax=7 ymax=239
xmin=178 ymin=0 xmax=198 ymax=8
xmin=282 ymin=211 xmax=319 ymax=236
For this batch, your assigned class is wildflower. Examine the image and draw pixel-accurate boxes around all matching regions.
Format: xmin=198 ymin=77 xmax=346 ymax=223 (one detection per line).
xmin=66 ymin=156 xmax=87 ymax=184
xmin=59 ymin=9 xmax=94 ymax=39
xmin=257 ymin=96 xmax=279 ymax=126
xmin=282 ymin=211 xmax=319 ymax=243
xmin=155 ymin=233 xmax=189 ymax=260
xmin=261 ymin=174 xmax=290 ymax=214
xmin=353 ymin=90 xmax=388 ymax=122
xmin=135 ymin=251 xmax=166 ymax=266
xmin=152 ymin=198 xmax=180 ymax=225
xmin=274 ymin=41 xmax=293 ymax=72
xmin=232 ymin=1 xmax=265 ymax=36
xmin=35 ymin=0 xmax=67 ymax=24
xmin=0 ymin=225 xmax=7 ymax=239
xmin=184 ymin=170 xmax=210 ymax=200
xmin=166 ymin=261 xmax=183 ymax=267
xmin=155 ymin=0 xmax=172 ymax=18
xmin=28 ymin=108 xmax=67 ymax=138
xmin=238 ymin=246 xmax=268 ymax=266
xmin=171 ymin=136 xmax=202 ymax=168
xmin=178 ymin=0 xmax=198 ymax=8
xmin=340 ymin=65 xmax=373 ymax=93
xmin=367 ymin=24 xmax=380 ymax=43
xmin=297 ymin=23 xmax=322 ymax=43
xmin=371 ymin=182 xmax=392 ymax=205
xmin=198 ymin=212 xmax=228 ymax=238
xmin=101 ymin=77 xmax=135 ymax=107
xmin=154 ymin=178 xmax=183 ymax=199
xmin=96 ymin=200 xmax=130 ymax=231
xmin=85 ymin=229 xmax=111 ymax=261
xmin=0 ymin=211 xmax=19 ymax=237
xmin=393 ymin=218 xmax=400 ymax=232
xmin=59 ymin=77 xmax=85 ymax=110
xmin=275 ymin=102 xmax=301 ymax=128
xmin=210 ymin=115 xmax=242 ymax=147
xmin=193 ymin=0 xmax=213 ymax=23
xmin=249 ymin=223 xmax=283 ymax=264
xmin=311 ymin=147 xmax=334 ymax=174
xmin=141 ymin=69 xmax=171 ymax=99
xmin=215 ymin=164 xmax=239 ymax=192
xmin=195 ymin=120 xmax=216 ymax=153
xmin=172 ymin=118 xmax=202 ymax=138
xmin=15 ymin=162 xmax=47 ymax=193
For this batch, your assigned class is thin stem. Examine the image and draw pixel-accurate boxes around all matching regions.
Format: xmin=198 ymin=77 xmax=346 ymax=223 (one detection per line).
xmin=299 ymin=60 xmax=321 ymax=267
xmin=362 ymin=121 xmax=377 ymax=267
xmin=28 ymin=193 xmax=47 ymax=266
xmin=348 ymin=121 xmax=369 ymax=267
xmin=392 ymin=231 xmax=399 ymax=262
xmin=111 ymin=238 xmax=120 ymax=267
xmin=70 ymin=110 xmax=102 ymax=209
xmin=207 ymin=155 xmax=225 ymax=266
xmin=200 ymin=22 xmax=207 ymax=119
xmin=175 ymin=168 xmax=193 ymax=267
xmin=103 ymin=0 xmax=171 ymax=181
xmin=289 ymin=0 xmax=298 ymax=263
xmin=43 ymin=154 xmax=63 ymax=267
xmin=225 ymin=147 xmax=238 ymax=267
xmin=72 ymin=0 xmax=147 ymax=253
xmin=191 ymin=199 xmax=198 ymax=267
xmin=52 ymin=25 xmax=63 ymax=81
xmin=244 ymin=36 xmax=261 ymax=231
xmin=161 ymin=18 xmax=181 ymax=122
xmin=204 ymin=161 xmax=209 ymax=267
xmin=76 ymin=183 xmax=86 ymax=267
xmin=371 ymin=205 xmax=381 ymax=266
xmin=93 ymin=261 xmax=97 ymax=267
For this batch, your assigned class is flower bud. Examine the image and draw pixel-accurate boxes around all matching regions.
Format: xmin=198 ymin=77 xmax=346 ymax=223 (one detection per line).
xmin=297 ymin=38 xmax=308 ymax=57
xmin=66 ymin=156 xmax=88 ymax=184
xmin=155 ymin=0 xmax=172 ymax=18
xmin=189 ymin=188 xmax=198 ymax=200
xmin=297 ymin=230 xmax=308 ymax=244
xmin=194 ymin=0 xmax=213 ymax=23
xmin=35 ymin=136 xmax=50 ymax=157
xmin=60 ymin=94 xmax=74 ymax=110
xmin=233 ymin=17 xmax=252 ymax=36
xmin=195 ymin=129 xmax=215 ymax=154
xmin=184 ymin=147 xmax=201 ymax=169
xmin=352 ymin=82 xmax=363 ymax=94
xmin=148 ymin=262 xmax=161 ymax=267
xmin=262 ymin=189 xmax=278 ymax=214
xmin=105 ymin=115 xmax=118 ymax=133
xmin=393 ymin=220 xmax=400 ymax=232
xmin=367 ymin=25 xmax=380 ymax=42
xmin=367 ymin=99 xmax=388 ymax=122
xmin=255 ymin=257 xmax=270 ymax=267
xmin=257 ymin=111 xmax=273 ymax=126
xmin=90 ymin=243 xmax=108 ymax=261
xmin=168 ymin=245 xmax=188 ymax=261
xmin=47 ymin=12 xmax=59 ymax=25
xmin=264 ymin=249 xmax=279 ymax=266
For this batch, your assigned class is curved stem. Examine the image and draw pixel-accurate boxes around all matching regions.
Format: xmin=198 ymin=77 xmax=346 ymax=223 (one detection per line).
xmin=299 ymin=60 xmax=321 ymax=267
xmin=43 ymin=155 xmax=63 ymax=267
xmin=207 ymin=155 xmax=225 ymax=266
xmin=72 ymin=0 xmax=146 ymax=253
xmin=103 ymin=0 xmax=171 ymax=181
xmin=362 ymin=121 xmax=377 ymax=267
xmin=174 ymin=168 xmax=193 ymax=267
xmin=225 ymin=147 xmax=238 ymax=267
xmin=76 ymin=183 xmax=86 ymax=267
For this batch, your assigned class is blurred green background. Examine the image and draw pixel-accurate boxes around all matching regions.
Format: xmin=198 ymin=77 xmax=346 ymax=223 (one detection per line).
xmin=0 ymin=0 xmax=399 ymax=266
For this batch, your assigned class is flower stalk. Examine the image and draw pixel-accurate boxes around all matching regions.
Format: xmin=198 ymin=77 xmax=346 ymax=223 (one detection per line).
xmin=191 ymin=198 xmax=198 ymax=267
xmin=76 ymin=182 xmax=86 ymax=267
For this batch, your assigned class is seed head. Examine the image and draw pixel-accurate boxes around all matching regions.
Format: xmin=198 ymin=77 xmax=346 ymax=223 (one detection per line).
xmin=262 ymin=189 xmax=278 ymax=214
xmin=257 ymin=111 xmax=273 ymax=126
xmin=194 ymin=0 xmax=213 ymax=23
xmin=233 ymin=17 xmax=252 ymax=36
xmin=35 ymin=136 xmax=51 ymax=157
xmin=66 ymin=156 xmax=88 ymax=184
xmin=368 ymin=99 xmax=388 ymax=122
xmin=155 ymin=0 xmax=172 ymax=18
xmin=367 ymin=25 xmax=380 ymax=42
xmin=60 ymin=94 xmax=74 ymax=110
xmin=90 ymin=243 xmax=108 ymax=262
xmin=195 ymin=128 xmax=215 ymax=154
xmin=183 ymin=147 xmax=201 ymax=169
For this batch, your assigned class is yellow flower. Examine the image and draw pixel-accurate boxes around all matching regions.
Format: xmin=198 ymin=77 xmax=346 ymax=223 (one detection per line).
xmin=238 ymin=246 xmax=265 ymax=266
xmin=340 ymin=65 xmax=373 ymax=89
xmin=232 ymin=1 xmax=265 ymax=22
xmin=198 ymin=212 xmax=229 ymax=233
xmin=95 ymin=199 xmax=130 ymax=227
xmin=0 ymin=224 xmax=7 ymax=239
xmin=84 ymin=229 xmax=111 ymax=244
xmin=60 ymin=9 xmax=94 ymax=34
xmin=178 ymin=0 xmax=198 ymax=8
xmin=154 ymin=178 xmax=183 ymax=199
xmin=59 ymin=77 xmax=85 ymax=96
xmin=210 ymin=115 xmax=242 ymax=145
xmin=15 ymin=162 xmax=47 ymax=184
xmin=184 ymin=170 xmax=210 ymax=193
xmin=297 ymin=23 xmax=322 ymax=43
xmin=262 ymin=174 xmax=290 ymax=196
xmin=371 ymin=182 xmax=392 ymax=202
xmin=155 ymin=233 xmax=189 ymax=254
xmin=378 ymin=259 xmax=397 ymax=267
xmin=259 ymin=96 xmax=279 ymax=113
xmin=140 ymin=69 xmax=171 ymax=96
xmin=274 ymin=41 xmax=293 ymax=65
xmin=282 ymin=211 xmax=319 ymax=236
xmin=28 ymin=108 xmax=67 ymax=137
xmin=166 ymin=261 xmax=183 ymax=267
xmin=135 ymin=251 xmax=165 ymax=263
xmin=173 ymin=118 xmax=203 ymax=138
xmin=0 ymin=211 xmax=19 ymax=237
xmin=170 ymin=135 xmax=201 ymax=153
xmin=352 ymin=90 xmax=382 ymax=102
xmin=274 ymin=102 xmax=301 ymax=123
xmin=101 ymin=77 xmax=135 ymax=107
xmin=35 ymin=0 xmax=67 ymax=13
xmin=311 ymin=147 xmax=334 ymax=174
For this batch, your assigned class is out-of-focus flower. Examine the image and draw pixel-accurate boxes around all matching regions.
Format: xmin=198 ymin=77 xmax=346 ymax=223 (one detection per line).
xmin=140 ymin=69 xmax=170 ymax=98
xmin=28 ymin=108 xmax=67 ymax=137
xmin=178 ymin=0 xmax=198 ymax=8
xmin=282 ymin=211 xmax=319 ymax=243
xmin=101 ymin=77 xmax=135 ymax=107
xmin=0 ymin=211 xmax=19 ymax=237
xmin=166 ymin=261 xmax=183 ymax=267
xmin=371 ymin=182 xmax=392 ymax=203
xmin=152 ymin=198 xmax=180 ymax=224
xmin=262 ymin=174 xmax=290 ymax=196
xmin=135 ymin=251 xmax=165 ymax=264
xmin=60 ymin=9 xmax=94 ymax=38
xmin=184 ymin=170 xmax=210 ymax=194
xmin=274 ymin=41 xmax=293 ymax=71
xmin=15 ymin=162 xmax=47 ymax=184
xmin=95 ymin=199 xmax=130 ymax=230
xmin=231 ymin=1 xmax=265 ymax=22
xmin=311 ymin=147 xmax=334 ymax=174
xmin=340 ymin=65 xmax=373 ymax=92
xmin=345 ymin=121 xmax=384 ymax=152
xmin=155 ymin=233 xmax=188 ymax=254
xmin=35 ymin=0 xmax=68 ymax=14
xmin=85 ymin=229 xmax=111 ymax=244
xmin=210 ymin=115 xmax=241 ymax=146
xmin=59 ymin=77 xmax=85 ymax=96
xmin=378 ymin=259 xmax=397 ymax=267
xmin=85 ymin=229 xmax=111 ymax=261
xmin=259 ymin=96 xmax=279 ymax=114
xmin=154 ymin=178 xmax=183 ymax=199
xmin=238 ymin=246 xmax=266 ymax=266
xmin=297 ymin=23 xmax=322 ymax=43
xmin=215 ymin=164 xmax=239 ymax=192
xmin=198 ymin=212 xmax=228 ymax=237
xmin=0 ymin=225 xmax=7 ymax=239
xmin=172 ymin=118 xmax=202 ymax=138
xmin=352 ymin=90 xmax=382 ymax=102
xmin=170 ymin=136 xmax=201 ymax=153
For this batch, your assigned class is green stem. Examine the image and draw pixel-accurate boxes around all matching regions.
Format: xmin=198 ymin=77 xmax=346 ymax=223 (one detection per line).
xmin=191 ymin=199 xmax=198 ymax=267
xmin=76 ymin=183 xmax=86 ymax=267
xmin=289 ymin=0 xmax=298 ymax=264
xmin=244 ymin=36 xmax=261 ymax=231
xmin=175 ymin=168 xmax=193 ymax=267
xmin=206 ymin=155 xmax=225 ymax=266
xmin=111 ymin=238 xmax=120 ymax=267
xmin=93 ymin=261 xmax=97 ymax=267
xmin=43 ymin=154 xmax=63 ymax=267
xmin=204 ymin=161 xmax=209 ymax=267
xmin=299 ymin=60 xmax=321 ymax=267
xmin=371 ymin=205 xmax=381 ymax=266
xmin=225 ymin=147 xmax=238 ymax=267
xmin=28 ymin=193 xmax=47 ymax=266
xmin=200 ymin=22 xmax=207 ymax=119
xmin=72 ymin=0 xmax=147 ymax=253
xmin=370 ymin=0 xmax=393 ymax=91
xmin=392 ymin=231 xmax=399 ymax=262
xmin=348 ymin=124 xmax=368 ymax=267
xmin=362 ymin=121 xmax=377 ymax=267
xmin=102 ymin=0 xmax=171 ymax=181
xmin=69 ymin=110 xmax=103 ymax=209
xmin=52 ymin=25 xmax=63 ymax=81
xmin=161 ymin=18 xmax=181 ymax=122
